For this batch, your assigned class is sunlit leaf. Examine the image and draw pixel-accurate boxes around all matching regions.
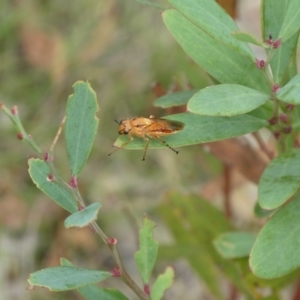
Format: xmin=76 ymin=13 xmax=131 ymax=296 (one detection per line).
xmin=188 ymin=84 xmax=270 ymax=116
xmin=162 ymin=9 xmax=269 ymax=93
xmin=167 ymin=0 xmax=254 ymax=58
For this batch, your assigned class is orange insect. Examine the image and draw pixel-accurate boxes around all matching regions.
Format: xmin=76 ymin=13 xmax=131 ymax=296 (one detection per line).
xmin=108 ymin=115 xmax=184 ymax=161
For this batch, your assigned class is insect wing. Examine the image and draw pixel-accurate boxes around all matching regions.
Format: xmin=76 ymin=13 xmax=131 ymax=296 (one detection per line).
xmin=147 ymin=119 xmax=184 ymax=134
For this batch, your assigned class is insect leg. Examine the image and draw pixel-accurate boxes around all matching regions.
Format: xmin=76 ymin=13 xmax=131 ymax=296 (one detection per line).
xmin=156 ymin=136 xmax=179 ymax=155
xmin=142 ymin=138 xmax=150 ymax=161
xmin=108 ymin=136 xmax=133 ymax=157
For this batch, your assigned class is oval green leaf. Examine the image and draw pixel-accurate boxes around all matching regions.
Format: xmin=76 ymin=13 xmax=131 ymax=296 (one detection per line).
xmin=278 ymin=0 xmax=300 ymax=43
xmin=64 ymin=202 xmax=101 ymax=228
xmin=28 ymin=159 xmax=77 ymax=213
xmin=258 ymin=150 xmax=300 ymax=209
xmin=134 ymin=216 xmax=158 ymax=284
xmin=162 ymin=9 xmax=269 ymax=93
xmin=168 ymin=0 xmax=254 ymax=59
xmin=277 ymin=73 xmax=300 ymax=104
xmin=113 ymin=113 xmax=268 ymax=152
xmin=28 ymin=266 xmax=111 ymax=291
xmin=213 ymin=232 xmax=257 ymax=259
xmin=65 ymin=81 xmax=99 ymax=177
xmin=250 ymin=197 xmax=300 ymax=279
xmin=153 ymin=90 xmax=197 ymax=108
xmin=188 ymin=84 xmax=270 ymax=116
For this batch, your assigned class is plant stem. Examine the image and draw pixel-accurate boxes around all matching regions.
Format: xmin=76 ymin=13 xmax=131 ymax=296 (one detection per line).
xmin=1 ymin=104 xmax=148 ymax=300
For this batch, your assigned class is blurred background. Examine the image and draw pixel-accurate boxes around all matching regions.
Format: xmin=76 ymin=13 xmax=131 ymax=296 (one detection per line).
xmin=0 ymin=0 xmax=279 ymax=299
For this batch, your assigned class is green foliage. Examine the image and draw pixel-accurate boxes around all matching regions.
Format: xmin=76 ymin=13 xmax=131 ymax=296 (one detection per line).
xmin=27 ymin=266 xmax=111 ymax=291
xmin=134 ymin=217 xmax=158 ymax=284
xmin=277 ymin=73 xmax=300 ymax=104
xmin=261 ymin=0 xmax=299 ymax=82
xmin=162 ymin=9 xmax=269 ymax=93
xmin=157 ymin=192 xmax=254 ymax=299
xmin=188 ymin=84 xmax=270 ymax=116
xmin=258 ymin=150 xmax=300 ymax=209
xmin=277 ymin=0 xmax=300 ymax=43
xmin=2 ymin=0 xmax=300 ymax=299
xmin=153 ymin=90 xmax=197 ymax=108
xmin=151 ymin=267 xmax=174 ymax=300
xmin=65 ymin=81 xmax=99 ymax=177
xmin=213 ymin=232 xmax=257 ymax=259
xmin=231 ymin=31 xmax=268 ymax=47
xmin=64 ymin=202 xmax=101 ymax=228
xmin=250 ymin=197 xmax=300 ymax=279
xmin=78 ymin=286 xmax=129 ymax=300
xmin=28 ymin=159 xmax=77 ymax=213
xmin=61 ymin=258 xmax=129 ymax=300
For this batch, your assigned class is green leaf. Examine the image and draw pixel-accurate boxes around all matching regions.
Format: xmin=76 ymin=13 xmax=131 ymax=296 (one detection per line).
xmin=247 ymin=101 xmax=273 ymax=120
xmin=278 ymin=0 xmax=300 ymax=43
xmin=261 ymin=0 xmax=299 ymax=83
xmin=151 ymin=267 xmax=174 ymax=300
xmin=277 ymin=73 xmax=300 ymax=104
xmin=254 ymin=202 xmax=276 ymax=218
xmin=79 ymin=286 xmax=129 ymax=300
xmin=27 ymin=266 xmax=111 ymax=291
xmin=167 ymin=0 xmax=254 ymax=58
xmin=65 ymin=81 xmax=99 ymax=177
xmin=60 ymin=258 xmax=128 ymax=300
xmin=258 ymin=150 xmax=300 ymax=209
xmin=134 ymin=216 xmax=158 ymax=284
xmin=28 ymin=159 xmax=77 ymax=213
xmin=162 ymin=9 xmax=269 ymax=93
xmin=250 ymin=197 xmax=300 ymax=279
xmin=153 ymin=90 xmax=197 ymax=108
xmin=113 ymin=113 xmax=268 ymax=152
xmin=213 ymin=232 xmax=257 ymax=259
xmin=64 ymin=202 xmax=101 ymax=228
xmin=187 ymin=84 xmax=270 ymax=116
xmin=157 ymin=193 xmax=254 ymax=299
xmin=231 ymin=31 xmax=267 ymax=48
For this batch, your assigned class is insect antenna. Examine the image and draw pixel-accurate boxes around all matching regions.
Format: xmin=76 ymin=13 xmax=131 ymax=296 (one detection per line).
xmin=114 ymin=119 xmax=120 ymax=125
xmin=156 ymin=136 xmax=179 ymax=155
xmin=108 ymin=138 xmax=132 ymax=157
xmin=108 ymin=147 xmax=121 ymax=157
